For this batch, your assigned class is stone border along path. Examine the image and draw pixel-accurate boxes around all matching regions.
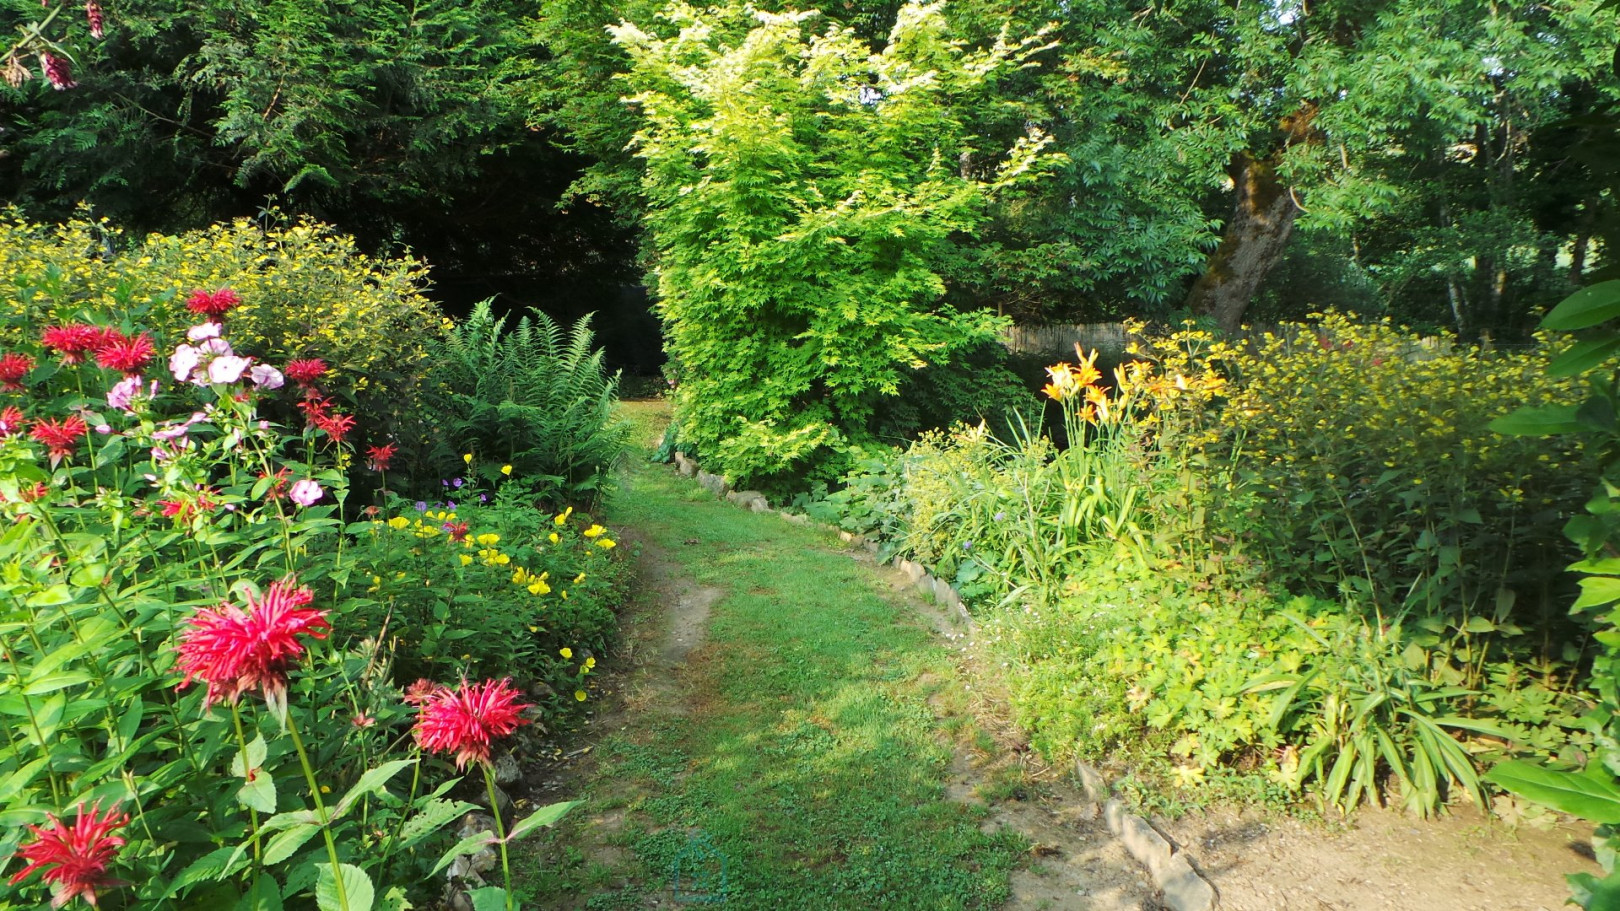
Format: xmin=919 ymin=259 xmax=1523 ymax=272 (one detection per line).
xmin=669 ymin=450 xmax=1220 ymax=911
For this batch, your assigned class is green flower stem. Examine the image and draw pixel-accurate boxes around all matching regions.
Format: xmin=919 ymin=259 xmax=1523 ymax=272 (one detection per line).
xmin=230 ymin=705 xmax=264 ymax=871
xmin=482 ymin=763 xmax=515 ymax=911
xmin=377 ymin=755 xmax=421 ymax=886
xmin=285 ymin=707 xmax=350 ymax=911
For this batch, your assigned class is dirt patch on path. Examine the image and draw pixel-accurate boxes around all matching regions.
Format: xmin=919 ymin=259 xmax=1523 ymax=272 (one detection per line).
xmin=1155 ymin=802 xmax=1593 ymax=911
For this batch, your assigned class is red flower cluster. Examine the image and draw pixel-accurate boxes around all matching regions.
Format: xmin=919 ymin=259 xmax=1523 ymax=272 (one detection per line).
xmin=29 ymin=416 xmax=88 ymax=464
xmin=8 ymin=800 xmax=129 ymax=908
xmin=445 ymin=521 xmax=470 ymax=543
xmin=92 ymin=331 xmax=154 ymax=376
xmin=365 ymin=443 xmax=397 ymax=472
xmin=174 ymin=579 xmax=329 ymax=712
xmin=0 ymin=352 xmax=34 ymax=391
xmin=0 ymin=405 xmax=24 ymax=437
xmin=259 ymin=467 xmax=291 ymax=502
xmin=297 ymin=396 xmax=355 ymax=443
xmin=412 ymin=678 xmax=531 ymax=770
xmin=40 ymin=325 xmax=102 ymax=364
xmin=157 ymin=487 xmax=218 ymax=522
xmin=284 ymin=358 xmax=327 ymax=390
xmin=40 ymin=52 xmax=75 ymax=90
xmin=185 ymin=288 xmax=241 ymax=319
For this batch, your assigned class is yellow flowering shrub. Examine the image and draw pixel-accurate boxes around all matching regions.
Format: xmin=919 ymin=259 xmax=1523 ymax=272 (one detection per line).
xmin=0 ymin=211 xmax=447 ymax=448
xmin=1152 ymin=313 xmax=1589 ymax=625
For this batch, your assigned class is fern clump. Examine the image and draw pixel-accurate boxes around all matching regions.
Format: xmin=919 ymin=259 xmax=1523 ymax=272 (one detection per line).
xmin=418 ymin=301 xmax=628 ymax=506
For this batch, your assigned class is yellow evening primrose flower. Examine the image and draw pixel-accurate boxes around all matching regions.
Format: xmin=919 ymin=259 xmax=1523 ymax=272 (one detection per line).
xmin=463 ymin=453 xmax=473 ymax=465
xmin=574 ymin=573 xmax=586 ymax=584
xmin=548 ymin=532 xmax=559 ymax=544
xmin=459 ymin=554 xmax=473 ymax=566
xmin=597 ymin=539 xmax=616 ymax=549
xmin=387 ymin=516 xmax=410 ymax=530
xmin=475 ymin=533 xmax=500 ymax=547
xmin=574 ymin=690 xmax=587 ymax=702
xmin=529 ymin=580 xmax=551 ymax=595
xmin=585 ymin=657 xmax=596 ymax=669
xmin=554 ymin=507 xmax=573 ymax=526
xmin=583 ymin=524 xmax=605 ymax=539
xmin=500 ymin=464 xmax=513 ymax=476
xmin=560 ymin=647 xmax=573 ymax=659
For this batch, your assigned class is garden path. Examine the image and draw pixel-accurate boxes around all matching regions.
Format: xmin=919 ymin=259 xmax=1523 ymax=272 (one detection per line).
xmin=512 ymin=401 xmax=1156 ymax=909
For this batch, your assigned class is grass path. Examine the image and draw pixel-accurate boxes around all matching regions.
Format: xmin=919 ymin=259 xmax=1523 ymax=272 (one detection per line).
xmin=506 ymin=405 xmax=1075 ymax=909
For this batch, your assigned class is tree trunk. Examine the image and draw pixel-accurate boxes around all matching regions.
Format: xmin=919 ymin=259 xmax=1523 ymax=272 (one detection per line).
xmin=1184 ymin=153 xmax=1301 ymax=334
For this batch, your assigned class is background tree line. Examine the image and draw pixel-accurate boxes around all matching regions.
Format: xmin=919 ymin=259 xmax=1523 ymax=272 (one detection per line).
xmin=2 ymin=0 xmax=1616 ymax=341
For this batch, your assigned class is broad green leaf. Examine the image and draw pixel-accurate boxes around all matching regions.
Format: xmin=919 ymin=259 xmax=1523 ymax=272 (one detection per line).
xmin=237 ymin=875 xmax=285 ymax=911
xmin=263 ymin=822 xmax=321 ymax=865
xmin=1543 ymin=281 xmax=1620 ymax=330
xmin=334 ymin=758 xmax=415 ymax=818
xmin=1489 ymin=404 xmax=1583 ymax=437
xmin=1552 ymin=335 xmax=1620 ymax=376
xmin=400 ymin=798 xmax=479 ymax=849
xmin=238 ymin=770 xmax=277 ymax=814
xmin=504 ymin=800 xmax=577 ymax=843
xmin=1575 ymin=576 xmax=1620 ymax=612
xmin=468 ymin=887 xmax=510 ymax=911
xmin=165 ymin=845 xmax=250 ymax=897
xmin=231 ymin=735 xmax=270 ymax=778
xmin=431 ymin=831 xmax=497 ymax=877
xmin=1485 ymin=760 xmax=1620 ymax=823
xmin=316 ymin=863 xmax=374 ymax=911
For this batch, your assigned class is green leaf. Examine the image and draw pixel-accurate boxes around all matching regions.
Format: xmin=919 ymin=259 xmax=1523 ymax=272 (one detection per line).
xmin=1552 ymin=335 xmax=1620 ymax=376
xmin=399 ymin=798 xmax=479 ymax=849
xmin=1485 ymin=760 xmax=1620 ymax=823
xmin=1574 ymin=576 xmax=1620 ymax=612
xmin=263 ymin=822 xmax=321 ymax=866
xmin=503 ymin=800 xmax=577 ymax=843
xmin=238 ymin=771 xmax=277 ymax=814
xmin=1543 ymin=281 xmax=1620 ymax=331
xmin=166 ymin=846 xmax=251 ymax=898
xmin=468 ymin=887 xmax=510 ymax=911
xmin=431 ymin=831 xmax=496 ymax=877
xmin=236 ymin=875 xmax=285 ymax=911
xmin=231 ymin=735 xmax=269 ymax=778
xmin=316 ymin=863 xmax=374 ymax=911
xmin=334 ymin=759 xmax=414 ymax=818
xmin=1488 ymin=404 xmax=1583 ymax=437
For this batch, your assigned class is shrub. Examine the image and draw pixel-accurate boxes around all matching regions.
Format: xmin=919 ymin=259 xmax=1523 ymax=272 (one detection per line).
xmin=415 ymin=301 xmax=628 ymax=507
xmin=0 ymin=211 xmax=447 ymax=463
xmin=614 ymin=4 xmax=1056 ymax=491
xmin=1148 ymin=314 xmax=1590 ymax=642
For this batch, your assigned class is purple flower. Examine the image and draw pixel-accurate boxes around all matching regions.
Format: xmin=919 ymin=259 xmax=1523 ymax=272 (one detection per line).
xmin=446 ymin=500 xmax=457 ymax=510
xmin=169 ymin=345 xmax=201 ymax=383
xmin=414 ymin=500 xmax=428 ymax=512
xmin=479 ymin=494 xmax=489 ymax=504
xmin=289 ymin=479 xmax=323 ymax=507
xmin=250 ymin=364 xmax=285 ymax=389
xmin=107 ymin=375 xmax=143 ymax=412
xmin=452 ymin=477 xmax=464 ymax=489
xmin=209 ymin=355 xmax=252 ymax=385
xmin=186 ymin=322 xmax=222 ymax=342
xmin=993 ymin=511 xmax=1006 ymax=522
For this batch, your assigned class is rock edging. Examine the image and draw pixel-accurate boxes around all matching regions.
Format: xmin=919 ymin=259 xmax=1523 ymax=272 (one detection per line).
xmin=1078 ymin=759 xmax=1219 ymax=911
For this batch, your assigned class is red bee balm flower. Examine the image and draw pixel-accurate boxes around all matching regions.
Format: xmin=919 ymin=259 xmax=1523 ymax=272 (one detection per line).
xmin=93 ymin=332 xmax=155 ymax=375
xmin=40 ymin=324 xmax=102 ymax=364
xmin=0 ymin=406 xmax=24 ymax=437
xmin=185 ymin=288 xmax=240 ymax=319
xmin=365 ymin=443 xmax=397 ymax=472
xmin=174 ymin=579 xmax=329 ymax=714
xmin=8 ymin=800 xmax=129 ymax=909
xmin=0 ymin=353 xmax=34 ymax=391
xmin=29 ymin=416 xmax=88 ymax=465
xmin=284 ymin=359 xmax=328 ymax=387
xmin=413 ymin=678 xmax=532 ymax=770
